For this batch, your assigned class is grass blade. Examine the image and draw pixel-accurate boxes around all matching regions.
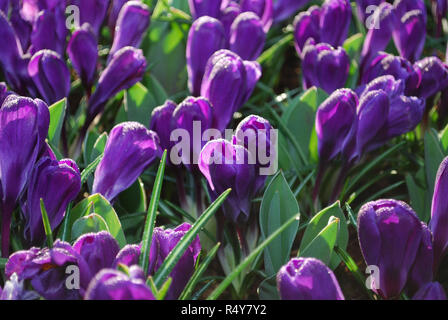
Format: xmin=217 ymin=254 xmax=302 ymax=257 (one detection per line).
xmin=40 ymin=198 xmax=53 ymax=248
xmin=60 ymin=201 xmax=73 ymax=242
xmin=179 ymin=242 xmax=221 ymax=300
xmin=80 ymin=154 xmax=103 ymax=184
xmin=206 ymin=213 xmax=300 ymax=300
xmin=140 ymin=150 xmax=167 ymax=276
xmin=153 ymin=188 xmax=232 ymax=287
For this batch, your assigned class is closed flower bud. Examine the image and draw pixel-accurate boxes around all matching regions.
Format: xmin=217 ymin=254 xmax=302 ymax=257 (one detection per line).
xmin=199 ymin=139 xmax=257 ymax=223
xmin=187 ymin=16 xmax=226 ymax=96
xmin=22 ymin=157 xmax=81 ymax=246
xmin=109 ymin=1 xmax=150 ymax=59
xmin=188 ymin=0 xmax=223 ymax=19
xmin=28 ymin=49 xmax=70 ymax=104
xmin=71 ymin=0 xmax=110 ymax=36
xmin=29 ymin=8 xmax=66 ymax=56
xmin=356 ymin=0 xmax=385 ymax=22
xmin=412 ymin=282 xmax=447 ymax=300
xmin=357 ymin=199 xmax=423 ymax=299
xmin=67 ymin=23 xmax=98 ymax=91
xmin=92 ymin=122 xmax=160 ymax=202
xmin=408 ymin=224 xmax=434 ymax=294
xmin=240 ymin=0 xmax=273 ymax=32
xmin=319 ymin=0 xmax=351 ymax=47
xmin=229 ymin=12 xmax=266 ymax=61
xmin=85 ymin=266 xmax=155 ymax=300
xmin=411 ymin=57 xmax=448 ymax=99
xmin=274 ymin=0 xmax=310 ymax=23
xmin=277 ymin=257 xmax=344 ymax=300
xmin=316 ymin=88 xmax=358 ymax=163
xmin=293 ymin=6 xmax=320 ymax=57
xmin=149 ymin=100 xmax=177 ymax=156
xmin=392 ymin=9 xmax=426 ymax=63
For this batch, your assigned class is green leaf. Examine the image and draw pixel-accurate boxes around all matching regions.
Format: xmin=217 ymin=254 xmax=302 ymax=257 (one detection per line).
xmin=259 ymin=171 xmax=300 ymax=276
xmin=89 ymin=132 xmax=107 ymax=163
xmin=48 ymin=98 xmax=67 ymax=146
xmin=124 ymin=82 xmax=163 ymax=125
xmin=80 ymin=154 xmax=103 ymax=185
xmin=258 ymin=275 xmax=279 ymax=300
xmin=140 ymin=150 xmax=167 ymax=276
xmin=299 ymin=202 xmax=348 ymax=269
xmin=71 ymin=213 xmax=110 ymax=241
xmin=117 ymin=178 xmax=147 ymax=214
xmin=179 ymin=242 xmax=221 ymax=300
xmin=424 ymin=129 xmax=445 ymax=198
xmin=40 ymin=199 xmax=53 ymax=248
xmin=343 ymin=33 xmax=364 ymax=61
xmin=206 ymin=213 xmax=300 ymax=300
xmin=405 ymin=174 xmax=429 ymax=222
xmin=298 ymin=217 xmax=339 ymax=265
xmin=65 ymin=194 xmax=126 ymax=247
xmin=153 ymin=188 xmax=232 ymax=288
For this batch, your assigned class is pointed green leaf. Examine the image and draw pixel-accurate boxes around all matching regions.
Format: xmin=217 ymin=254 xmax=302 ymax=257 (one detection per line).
xmin=48 ymin=98 xmax=67 ymax=146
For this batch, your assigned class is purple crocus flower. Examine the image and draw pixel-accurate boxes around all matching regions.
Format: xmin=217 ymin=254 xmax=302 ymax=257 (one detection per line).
xmin=319 ymin=0 xmax=351 ymax=47
xmin=22 ymin=157 xmax=81 ymax=246
xmin=430 ymin=156 xmax=448 ymax=271
xmin=171 ymin=96 xmax=213 ymax=171
xmin=29 ymin=8 xmax=66 ymax=56
xmin=0 ymin=95 xmax=49 ymax=257
xmin=109 ymin=1 xmax=150 ymax=59
xmin=273 ymin=0 xmax=310 ymax=23
xmin=233 ymin=115 xmax=275 ymax=190
xmin=360 ymin=2 xmax=395 ymax=68
xmin=87 ymin=46 xmax=146 ymax=124
xmin=201 ymin=49 xmax=259 ymax=131
xmin=113 ymin=223 xmax=201 ymax=300
xmin=108 ymin=0 xmax=134 ymax=32
xmin=355 ymin=0 xmax=385 ymax=23
xmin=73 ymin=231 xmax=120 ymax=290
xmin=71 ymin=0 xmax=110 ymax=36
xmin=357 ymin=199 xmax=423 ymax=299
xmin=315 ymin=88 xmax=358 ymax=164
xmin=413 ymin=282 xmax=447 ymax=300
xmin=5 ymin=241 xmax=88 ymax=300
xmin=85 ymin=265 xmax=155 ymax=300
xmin=293 ymin=6 xmax=320 ymax=57
xmin=221 ymin=1 xmax=241 ymax=37
xmin=28 ymin=49 xmax=71 ymax=105
xmin=149 ymin=100 xmax=177 ymax=159
xmin=301 ymin=40 xmax=350 ymax=94
xmin=239 ymin=0 xmax=273 ymax=32
xmin=186 ymin=16 xmax=226 ymax=96
xmin=0 ymin=0 xmax=8 ymax=13
xmin=277 ymin=257 xmax=344 ymax=300
xmin=92 ymin=122 xmax=160 ymax=202
xmin=199 ymin=139 xmax=257 ymax=223
xmin=392 ymin=9 xmax=426 ymax=63
xmin=410 ymin=57 xmax=448 ymax=100
xmin=229 ymin=12 xmax=266 ymax=61
xmin=67 ymin=23 xmax=98 ymax=91
xmin=189 ymin=0 xmax=223 ymax=20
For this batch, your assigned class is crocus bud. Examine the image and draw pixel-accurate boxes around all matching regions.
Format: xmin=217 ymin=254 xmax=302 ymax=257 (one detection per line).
xmin=392 ymin=9 xmax=426 ymax=63
xmin=360 ymin=3 xmax=395 ymax=67
xmin=28 ymin=49 xmax=70 ymax=105
xmin=85 ymin=266 xmax=155 ymax=300
xmin=356 ymin=0 xmax=385 ymax=22
xmin=171 ymin=97 xmax=213 ymax=171
xmin=302 ymin=41 xmax=350 ymax=94
xmin=22 ymin=157 xmax=81 ymax=246
xmin=0 ymin=95 xmax=49 ymax=256
xmin=221 ymin=1 xmax=241 ymax=37
xmin=274 ymin=0 xmax=310 ymax=23
xmin=111 ymin=223 xmax=201 ymax=300
xmin=315 ymin=89 xmax=358 ymax=164
xmin=293 ymin=6 xmax=320 ymax=57
xmin=109 ymin=1 xmax=150 ymax=59
xmin=357 ymin=199 xmax=423 ymax=299
xmin=229 ymin=12 xmax=266 ymax=61
xmin=186 ymin=16 xmax=226 ymax=96
xmin=199 ymin=139 xmax=257 ymax=223
xmin=233 ymin=115 xmax=275 ymax=189
xmin=355 ymin=90 xmax=389 ymax=158
xmin=87 ymin=46 xmax=146 ymax=121
xmin=71 ymin=0 xmax=110 ymax=36
xmin=92 ymin=122 xmax=160 ymax=202
xmin=5 ymin=241 xmax=87 ymax=299
xmin=201 ymin=50 xmax=247 ymax=131
xmin=412 ymin=282 xmax=447 ymax=300
xmin=430 ymin=156 xmax=448 ymax=270
xmin=29 ymin=9 xmax=66 ymax=56
xmin=108 ymin=0 xmax=133 ymax=31
xmin=188 ymin=0 xmax=223 ymax=19
xmin=149 ymin=100 xmax=177 ymax=156
xmin=67 ymin=23 xmax=98 ymax=91
xmin=73 ymin=231 xmax=120 ymax=289
xmin=394 ymin=0 xmax=427 ymax=23
xmin=411 ymin=57 xmax=448 ymax=100
xmin=408 ymin=224 xmax=434 ymax=294
xmin=319 ymin=0 xmax=351 ymax=47
xmin=240 ymin=0 xmax=273 ymax=32
xmin=277 ymin=257 xmax=344 ymax=300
